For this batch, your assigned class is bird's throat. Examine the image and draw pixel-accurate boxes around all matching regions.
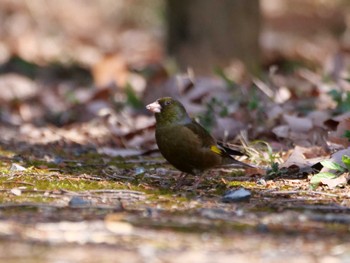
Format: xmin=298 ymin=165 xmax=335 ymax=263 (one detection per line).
xmin=155 ymin=111 xmax=191 ymax=126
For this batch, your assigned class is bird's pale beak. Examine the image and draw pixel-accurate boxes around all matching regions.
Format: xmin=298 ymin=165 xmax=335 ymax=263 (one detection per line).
xmin=146 ymin=101 xmax=161 ymax=113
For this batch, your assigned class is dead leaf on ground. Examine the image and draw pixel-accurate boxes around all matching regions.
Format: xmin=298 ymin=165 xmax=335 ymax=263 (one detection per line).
xmin=327 ymin=148 xmax=350 ymax=169
xmin=328 ymin=118 xmax=350 ymax=148
xmin=281 ymin=146 xmax=328 ymax=168
xmin=319 ymin=173 xmax=350 ymax=189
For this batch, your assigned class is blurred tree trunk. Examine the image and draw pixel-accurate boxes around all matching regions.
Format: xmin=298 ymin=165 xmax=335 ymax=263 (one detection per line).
xmin=166 ymin=0 xmax=261 ymax=75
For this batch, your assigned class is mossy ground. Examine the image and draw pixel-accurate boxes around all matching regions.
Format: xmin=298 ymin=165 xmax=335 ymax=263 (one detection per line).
xmin=1 ymin=142 xmax=350 ymax=263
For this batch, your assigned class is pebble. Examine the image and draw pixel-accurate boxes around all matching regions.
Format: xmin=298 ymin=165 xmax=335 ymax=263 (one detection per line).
xmin=9 ymin=163 xmax=27 ymax=171
xmin=221 ymin=188 xmax=251 ymax=203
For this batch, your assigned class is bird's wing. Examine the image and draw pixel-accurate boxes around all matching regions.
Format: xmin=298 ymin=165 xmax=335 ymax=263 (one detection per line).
xmin=181 ymin=121 xmax=253 ymax=168
xmin=217 ymin=142 xmax=245 ymax=156
xmin=184 ymin=121 xmax=246 ymax=158
xmin=183 ymin=121 xmax=227 ymax=157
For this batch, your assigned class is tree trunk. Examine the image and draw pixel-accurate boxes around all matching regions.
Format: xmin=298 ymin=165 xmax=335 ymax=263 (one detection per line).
xmin=166 ymin=0 xmax=261 ymax=75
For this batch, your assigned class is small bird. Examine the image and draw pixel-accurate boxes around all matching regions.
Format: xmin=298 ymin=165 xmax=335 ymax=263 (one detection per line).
xmin=146 ymin=97 xmax=252 ymax=175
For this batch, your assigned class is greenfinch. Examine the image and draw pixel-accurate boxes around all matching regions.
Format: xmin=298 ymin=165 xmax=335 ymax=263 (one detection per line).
xmin=146 ymin=97 xmax=252 ymax=175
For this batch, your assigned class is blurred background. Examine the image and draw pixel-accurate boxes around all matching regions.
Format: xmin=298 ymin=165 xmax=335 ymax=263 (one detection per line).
xmin=1 ymin=0 xmax=349 ymax=75
xmin=0 ymin=0 xmax=350 ymax=143
xmin=1 ymin=2 xmax=350 ymax=261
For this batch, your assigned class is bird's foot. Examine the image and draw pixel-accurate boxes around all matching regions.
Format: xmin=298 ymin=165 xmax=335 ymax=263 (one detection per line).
xmin=172 ymin=173 xmax=189 ymax=190
xmin=191 ymin=176 xmax=203 ymax=190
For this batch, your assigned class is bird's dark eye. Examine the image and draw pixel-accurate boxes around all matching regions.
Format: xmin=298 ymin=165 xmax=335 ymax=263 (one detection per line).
xmin=164 ymin=100 xmax=171 ymax=106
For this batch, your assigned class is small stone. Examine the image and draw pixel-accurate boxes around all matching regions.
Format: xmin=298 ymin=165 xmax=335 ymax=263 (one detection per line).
xmin=9 ymin=163 xmax=27 ymax=171
xmin=53 ymin=156 xmax=64 ymax=164
xmin=222 ymin=188 xmax=251 ymax=203
xmin=68 ymin=196 xmax=91 ymax=207
xmin=257 ymin=178 xmax=267 ymax=186
xmin=10 ymin=188 xmax=22 ymax=196
xmin=135 ymin=167 xmax=145 ymax=175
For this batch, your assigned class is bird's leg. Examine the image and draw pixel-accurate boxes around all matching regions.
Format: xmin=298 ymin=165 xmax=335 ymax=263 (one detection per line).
xmin=173 ymin=173 xmax=190 ymax=190
xmin=191 ymin=176 xmax=203 ymax=190
xmin=188 ymin=169 xmax=205 ymax=191
xmin=190 ymin=170 xmax=219 ymax=192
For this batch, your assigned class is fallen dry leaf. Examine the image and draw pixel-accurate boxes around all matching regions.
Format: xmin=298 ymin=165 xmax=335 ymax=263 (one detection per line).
xmin=281 ymin=146 xmax=327 ymax=168
xmin=328 ymin=118 xmax=350 ymax=148
xmin=328 ymin=148 xmax=350 ymax=169
xmin=283 ymin=114 xmax=313 ymax=133
xmin=319 ymin=173 xmax=350 ymax=189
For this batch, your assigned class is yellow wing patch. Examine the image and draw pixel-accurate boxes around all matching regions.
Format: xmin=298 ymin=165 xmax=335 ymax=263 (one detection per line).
xmin=210 ymin=145 xmax=222 ymax=155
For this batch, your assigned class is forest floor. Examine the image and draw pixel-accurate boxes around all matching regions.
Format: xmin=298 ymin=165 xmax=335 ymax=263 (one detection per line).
xmin=0 ymin=125 xmax=350 ymax=263
xmin=1 ymin=1 xmax=350 ymax=262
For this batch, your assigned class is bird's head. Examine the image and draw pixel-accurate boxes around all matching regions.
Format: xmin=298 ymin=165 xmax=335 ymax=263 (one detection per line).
xmin=146 ymin=97 xmax=191 ymax=126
